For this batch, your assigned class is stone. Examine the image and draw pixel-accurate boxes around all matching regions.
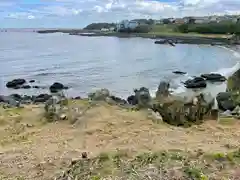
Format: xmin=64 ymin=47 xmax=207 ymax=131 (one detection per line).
xmin=49 ymin=82 xmax=67 ymax=93
xmin=156 ymin=81 xmax=170 ymax=98
xmin=135 ymin=87 xmax=151 ymax=108
xmin=127 ymin=95 xmax=138 ymax=105
xmin=201 ymin=73 xmax=226 ymax=82
xmin=33 ymin=94 xmax=52 ymax=103
xmin=88 ymin=88 xmax=110 ymax=101
xmin=184 ymin=77 xmax=207 ymax=89
xmin=29 ymin=80 xmax=35 ymax=83
xmin=22 ymin=85 xmax=31 ymax=89
xmin=6 ymin=79 xmax=26 ymax=88
xmin=173 ymin=71 xmax=187 ymax=75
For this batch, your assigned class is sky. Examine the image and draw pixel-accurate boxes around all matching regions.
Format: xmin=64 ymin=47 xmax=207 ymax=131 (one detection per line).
xmin=0 ymin=0 xmax=240 ymax=28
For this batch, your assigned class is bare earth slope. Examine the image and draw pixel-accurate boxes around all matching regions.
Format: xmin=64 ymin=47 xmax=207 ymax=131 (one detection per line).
xmin=0 ymin=100 xmax=240 ymax=179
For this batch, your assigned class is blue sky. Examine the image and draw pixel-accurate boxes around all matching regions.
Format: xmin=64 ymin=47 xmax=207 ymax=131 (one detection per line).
xmin=0 ymin=0 xmax=240 ymax=28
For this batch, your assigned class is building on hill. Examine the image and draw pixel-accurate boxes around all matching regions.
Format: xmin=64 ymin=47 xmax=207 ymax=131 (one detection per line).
xmin=116 ymin=20 xmax=140 ymax=32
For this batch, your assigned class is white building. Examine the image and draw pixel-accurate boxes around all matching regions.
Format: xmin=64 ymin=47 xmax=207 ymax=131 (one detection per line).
xmin=116 ymin=20 xmax=140 ymax=31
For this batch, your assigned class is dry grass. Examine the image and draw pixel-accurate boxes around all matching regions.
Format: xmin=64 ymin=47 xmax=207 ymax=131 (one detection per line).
xmin=0 ymin=100 xmax=240 ymax=179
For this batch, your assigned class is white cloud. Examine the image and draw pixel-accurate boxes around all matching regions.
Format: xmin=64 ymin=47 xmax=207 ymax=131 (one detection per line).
xmin=1 ymin=0 xmax=240 ymax=27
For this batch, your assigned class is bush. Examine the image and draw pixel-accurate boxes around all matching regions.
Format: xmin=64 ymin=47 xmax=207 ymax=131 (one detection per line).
xmin=177 ymin=22 xmax=240 ymax=34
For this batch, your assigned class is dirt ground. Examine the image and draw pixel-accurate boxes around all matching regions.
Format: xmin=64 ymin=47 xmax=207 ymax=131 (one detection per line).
xmin=0 ymin=101 xmax=240 ymax=180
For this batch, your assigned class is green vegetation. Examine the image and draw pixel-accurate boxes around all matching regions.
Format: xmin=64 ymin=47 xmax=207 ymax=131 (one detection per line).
xmin=177 ymin=22 xmax=240 ymax=34
xmin=84 ymin=23 xmax=116 ymax=30
xmin=56 ymin=149 xmax=240 ymax=180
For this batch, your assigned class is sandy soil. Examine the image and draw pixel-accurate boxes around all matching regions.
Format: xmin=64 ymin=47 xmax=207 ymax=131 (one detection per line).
xmin=0 ymin=101 xmax=240 ymax=179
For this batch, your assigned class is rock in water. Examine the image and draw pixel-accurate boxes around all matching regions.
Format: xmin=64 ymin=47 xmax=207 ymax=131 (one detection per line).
xmin=6 ymin=79 xmax=26 ymax=88
xmin=33 ymin=94 xmax=52 ymax=103
xmin=184 ymin=77 xmax=207 ymax=89
xmin=173 ymin=71 xmax=186 ymax=75
xmin=49 ymin=82 xmax=67 ymax=93
xmin=201 ymin=73 xmax=226 ymax=82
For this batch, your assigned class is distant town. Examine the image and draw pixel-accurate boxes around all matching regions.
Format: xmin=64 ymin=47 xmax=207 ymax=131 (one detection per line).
xmin=91 ymin=15 xmax=240 ymax=32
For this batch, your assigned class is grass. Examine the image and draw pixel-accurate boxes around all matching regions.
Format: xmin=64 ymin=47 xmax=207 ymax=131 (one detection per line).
xmin=56 ymin=149 xmax=240 ymax=180
xmin=0 ymin=100 xmax=240 ymax=179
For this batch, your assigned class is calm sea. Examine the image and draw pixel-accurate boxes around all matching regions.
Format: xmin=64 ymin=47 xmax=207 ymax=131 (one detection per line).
xmin=0 ymin=31 xmax=239 ymax=98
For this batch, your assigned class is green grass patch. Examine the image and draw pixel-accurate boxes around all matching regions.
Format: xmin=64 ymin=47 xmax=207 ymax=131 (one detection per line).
xmin=55 ymin=149 xmax=240 ymax=179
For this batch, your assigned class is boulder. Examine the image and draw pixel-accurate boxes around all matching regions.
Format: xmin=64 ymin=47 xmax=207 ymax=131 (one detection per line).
xmin=6 ymin=79 xmax=26 ymax=88
xmin=49 ymin=82 xmax=68 ymax=93
xmin=127 ymin=95 xmax=138 ymax=105
xmin=109 ymin=95 xmax=127 ymax=105
xmin=216 ymin=92 xmax=236 ymax=111
xmin=135 ymin=87 xmax=151 ymax=108
xmin=184 ymin=77 xmax=207 ymax=89
xmin=33 ymin=94 xmax=52 ymax=103
xmin=173 ymin=71 xmax=186 ymax=75
xmin=156 ymin=81 xmax=170 ymax=98
xmin=151 ymin=93 xmax=216 ymax=127
xmin=88 ymin=88 xmax=110 ymax=101
xmin=201 ymin=73 xmax=226 ymax=82
xmin=22 ymin=85 xmax=31 ymax=89
xmin=0 ymin=95 xmax=20 ymax=107
xmin=227 ymin=68 xmax=240 ymax=92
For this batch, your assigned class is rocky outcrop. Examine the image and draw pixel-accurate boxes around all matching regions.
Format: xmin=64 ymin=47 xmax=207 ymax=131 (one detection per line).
xmin=227 ymin=68 xmax=240 ymax=92
xmin=201 ymin=73 xmax=226 ymax=82
xmin=173 ymin=71 xmax=186 ymax=75
xmin=152 ymin=92 xmax=216 ymax=127
xmin=156 ymin=81 xmax=170 ymax=99
xmin=6 ymin=79 xmax=26 ymax=89
xmin=183 ymin=77 xmax=207 ymax=89
xmin=216 ymin=92 xmax=236 ymax=111
xmin=49 ymin=82 xmax=68 ymax=93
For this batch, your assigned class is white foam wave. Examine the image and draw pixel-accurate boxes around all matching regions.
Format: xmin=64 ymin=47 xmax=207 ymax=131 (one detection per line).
xmin=171 ymin=46 xmax=240 ymax=96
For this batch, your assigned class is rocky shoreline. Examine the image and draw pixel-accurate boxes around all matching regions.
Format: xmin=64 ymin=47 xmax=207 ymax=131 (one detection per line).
xmin=1 ymin=69 xmax=240 ymax=127
xmin=36 ymin=29 xmax=233 ymax=45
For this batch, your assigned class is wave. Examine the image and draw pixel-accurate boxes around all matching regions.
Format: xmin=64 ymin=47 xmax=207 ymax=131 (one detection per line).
xmin=151 ymin=46 xmax=240 ymax=97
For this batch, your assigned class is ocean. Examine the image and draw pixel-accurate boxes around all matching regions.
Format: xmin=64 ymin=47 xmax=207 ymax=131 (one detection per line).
xmin=0 ymin=31 xmax=239 ymax=98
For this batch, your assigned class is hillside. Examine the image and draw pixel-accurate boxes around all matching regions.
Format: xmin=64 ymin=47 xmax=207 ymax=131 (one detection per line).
xmin=0 ymin=100 xmax=240 ymax=179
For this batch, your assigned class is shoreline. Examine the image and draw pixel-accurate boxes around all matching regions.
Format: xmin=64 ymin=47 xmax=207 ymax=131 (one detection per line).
xmin=36 ymin=29 xmax=232 ymax=45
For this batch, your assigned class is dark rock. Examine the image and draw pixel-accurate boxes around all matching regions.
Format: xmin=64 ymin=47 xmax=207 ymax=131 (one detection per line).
xmin=219 ymin=100 xmax=236 ymax=111
xmin=32 ymin=86 xmax=40 ymax=89
xmin=33 ymin=94 xmax=52 ymax=103
xmin=184 ymin=77 xmax=207 ymax=89
xmin=29 ymin=80 xmax=35 ymax=83
xmin=216 ymin=92 xmax=237 ymax=111
xmin=127 ymin=95 xmax=138 ymax=105
xmin=6 ymin=79 xmax=26 ymax=88
xmin=135 ymin=87 xmax=151 ymax=108
xmin=173 ymin=71 xmax=187 ymax=75
xmin=201 ymin=73 xmax=226 ymax=82
xmin=74 ymin=96 xmax=81 ymax=100
xmin=155 ymin=39 xmax=175 ymax=46
xmin=227 ymin=68 xmax=240 ymax=92
xmin=156 ymin=81 xmax=170 ymax=98
xmin=109 ymin=95 xmax=127 ymax=105
xmin=22 ymin=85 xmax=31 ymax=89
xmin=49 ymin=82 xmax=67 ymax=93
